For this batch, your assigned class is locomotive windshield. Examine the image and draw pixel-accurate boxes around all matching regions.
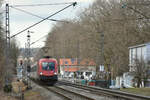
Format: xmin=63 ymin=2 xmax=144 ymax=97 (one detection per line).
xmin=42 ymin=62 xmax=55 ymax=71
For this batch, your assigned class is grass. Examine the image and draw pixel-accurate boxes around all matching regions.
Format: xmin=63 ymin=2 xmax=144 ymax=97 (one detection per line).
xmin=120 ymin=88 xmax=150 ymax=96
xmin=24 ymin=90 xmax=39 ymax=97
xmin=24 ymin=90 xmax=43 ymax=100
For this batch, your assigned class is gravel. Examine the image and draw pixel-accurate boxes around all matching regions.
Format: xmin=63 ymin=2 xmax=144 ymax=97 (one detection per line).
xmin=30 ymin=81 xmax=65 ymax=100
xmin=58 ymin=85 xmax=125 ymax=100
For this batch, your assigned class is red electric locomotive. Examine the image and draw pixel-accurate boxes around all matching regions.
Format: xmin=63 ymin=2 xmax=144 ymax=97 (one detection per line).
xmin=37 ymin=56 xmax=58 ymax=84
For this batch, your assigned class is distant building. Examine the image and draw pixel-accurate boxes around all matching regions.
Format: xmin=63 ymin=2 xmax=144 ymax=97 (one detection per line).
xmin=79 ymin=59 xmax=96 ymax=80
xmin=59 ymin=58 xmax=78 ymax=77
xmin=59 ymin=58 xmax=96 ymax=78
xmin=115 ymin=43 xmax=150 ymax=88
xmin=129 ymin=43 xmax=148 ymax=71
xmin=79 ymin=59 xmax=96 ymax=72
xmin=129 ymin=42 xmax=150 ymax=87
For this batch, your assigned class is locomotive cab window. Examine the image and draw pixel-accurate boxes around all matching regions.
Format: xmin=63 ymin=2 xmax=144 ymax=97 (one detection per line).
xmin=42 ymin=62 xmax=55 ymax=71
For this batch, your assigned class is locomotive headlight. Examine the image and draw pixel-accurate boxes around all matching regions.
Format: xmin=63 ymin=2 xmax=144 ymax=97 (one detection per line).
xmin=40 ymin=72 xmax=43 ymax=75
xmin=54 ymin=72 xmax=57 ymax=75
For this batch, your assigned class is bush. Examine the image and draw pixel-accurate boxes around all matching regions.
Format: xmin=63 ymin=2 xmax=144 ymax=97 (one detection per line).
xmin=3 ymin=84 xmax=12 ymax=93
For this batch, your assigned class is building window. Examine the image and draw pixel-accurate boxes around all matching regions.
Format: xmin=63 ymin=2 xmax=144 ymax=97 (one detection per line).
xmin=142 ymin=46 xmax=146 ymax=60
xmin=146 ymin=44 xmax=150 ymax=65
xmin=65 ymin=61 xmax=68 ymax=64
xmin=132 ymin=48 xmax=136 ymax=65
xmin=137 ymin=47 xmax=142 ymax=60
xmin=71 ymin=58 xmax=75 ymax=64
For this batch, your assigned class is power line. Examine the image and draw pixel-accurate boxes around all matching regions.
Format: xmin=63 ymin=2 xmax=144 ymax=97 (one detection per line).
xmin=10 ymin=2 xmax=77 ymax=38
xmin=30 ymin=34 xmax=48 ymax=46
xmin=122 ymin=3 xmax=150 ymax=19
xmin=127 ymin=6 xmax=149 ymax=19
xmin=0 ymin=10 xmax=6 ymax=14
xmin=126 ymin=2 xmax=150 ymax=6
xmin=10 ymin=6 xmax=69 ymax=23
xmin=104 ymin=17 xmax=147 ymax=22
xmin=10 ymin=2 xmax=75 ymax=7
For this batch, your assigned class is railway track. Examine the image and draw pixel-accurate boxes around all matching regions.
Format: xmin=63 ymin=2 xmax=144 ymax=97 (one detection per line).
xmin=47 ymin=86 xmax=95 ymax=100
xmin=31 ymin=79 xmax=95 ymax=100
xmin=58 ymin=80 xmax=150 ymax=100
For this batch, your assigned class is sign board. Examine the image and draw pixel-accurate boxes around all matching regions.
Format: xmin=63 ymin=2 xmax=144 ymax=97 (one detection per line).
xmin=17 ymin=65 xmax=23 ymax=79
xmin=99 ymin=65 xmax=104 ymax=71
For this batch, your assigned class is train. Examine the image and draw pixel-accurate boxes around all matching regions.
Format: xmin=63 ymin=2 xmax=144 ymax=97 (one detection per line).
xmin=30 ymin=56 xmax=58 ymax=85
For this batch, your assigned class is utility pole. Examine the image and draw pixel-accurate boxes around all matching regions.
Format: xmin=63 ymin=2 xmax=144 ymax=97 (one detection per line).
xmin=77 ymin=37 xmax=80 ymax=74
xmin=100 ymin=32 xmax=104 ymax=79
xmin=24 ymin=43 xmax=27 ymax=77
xmin=100 ymin=32 xmax=104 ymax=69
xmin=26 ymin=30 xmax=33 ymax=89
xmin=4 ymin=3 xmax=10 ymax=87
xmin=96 ymin=31 xmax=104 ymax=79
xmin=27 ymin=30 xmax=31 ymax=73
xmin=6 ymin=4 xmax=10 ymax=48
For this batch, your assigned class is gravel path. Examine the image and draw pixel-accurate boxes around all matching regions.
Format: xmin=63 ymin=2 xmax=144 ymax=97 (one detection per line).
xmin=30 ymin=81 xmax=64 ymax=100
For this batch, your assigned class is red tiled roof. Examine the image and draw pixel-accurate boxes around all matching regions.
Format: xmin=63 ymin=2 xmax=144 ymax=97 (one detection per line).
xmin=59 ymin=58 xmax=96 ymax=66
xmin=80 ymin=59 xmax=96 ymax=66
xmin=59 ymin=58 xmax=77 ymax=66
xmin=64 ymin=67 xmax=78 ymax=72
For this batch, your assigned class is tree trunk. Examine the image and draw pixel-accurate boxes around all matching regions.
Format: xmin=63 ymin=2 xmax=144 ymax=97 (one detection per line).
xmin=137 ymin=78 xmax=141 ymax=88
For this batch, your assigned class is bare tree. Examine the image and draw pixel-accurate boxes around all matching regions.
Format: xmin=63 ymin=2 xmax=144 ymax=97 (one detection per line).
xmin=0 ymin=1 xmax=5 ymax=88
xmin=133 ymin=59 xmax=149 ymax=87
xmin=9 ymin=39 xmax=20 ymax=74
xmin=43 ymin=0 xmax=150 ymax=80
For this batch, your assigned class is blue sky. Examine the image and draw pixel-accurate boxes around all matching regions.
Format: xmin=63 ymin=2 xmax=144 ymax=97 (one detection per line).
xmin=2 ymin=0 xmax=95 ymax=48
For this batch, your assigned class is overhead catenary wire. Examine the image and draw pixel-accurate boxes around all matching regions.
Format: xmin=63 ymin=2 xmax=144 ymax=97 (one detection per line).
xmin=127 ymin=6 xmax=149 ymax=19
xmin=0 ymin=10 xmax=6 ymax=14
xmin=30 ymin=34 xmax=48 ymax=46
xmin=10 ymin=6 xmax=69 ymax=23
xmin=122 ymin=3 xmax=150 ymax=19
xmin=10 ymin=2 xmax=75 ymax=7
xmin=10 ymin=2 xmax=77 ymax=38
xmin=126 ymin=2 xmax=150 ymax=6
xmin=0 ymin=10 xmax=6 ymax=19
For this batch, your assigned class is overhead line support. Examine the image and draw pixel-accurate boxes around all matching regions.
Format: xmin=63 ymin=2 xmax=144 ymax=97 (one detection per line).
xmin=5 ymin=4 xmax=10 ymax=48
xmin=5 ymin=3 xmax=10 ymax=86
xmin=10 ymin=2 xmax=77 ymax=38
xmin=30 ymin=34 xmax=48 ymax=46
xmin=122 ymin=3 xmax=150 ymax=19
xmin=10 ymin=2 xmax=76 ymax=7
xmin=10 ymin=6 xmax=69 ymax=23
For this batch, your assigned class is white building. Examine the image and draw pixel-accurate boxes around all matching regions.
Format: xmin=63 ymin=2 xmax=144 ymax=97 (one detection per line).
xmin=115 ymin=43 xmax=150 ymax=88
xmin=129 ymin=43 xmax=150 ymax=87
xmin=129 ymin=43 xmax=148 ymax=71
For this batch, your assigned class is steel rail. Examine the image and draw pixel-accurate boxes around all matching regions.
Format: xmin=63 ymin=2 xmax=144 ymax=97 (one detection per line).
xmin=45 ymin=87 xmax=72 ymax=100
xmin=31 ymin=78 xmax=94 ymax=100
xmin=54 ymin=86 xmax=95 ymax=100
xmin=58 ymin=80 xmax=150 ymax=100
xmin=30 ymin=79 xmax=71 ymax=100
